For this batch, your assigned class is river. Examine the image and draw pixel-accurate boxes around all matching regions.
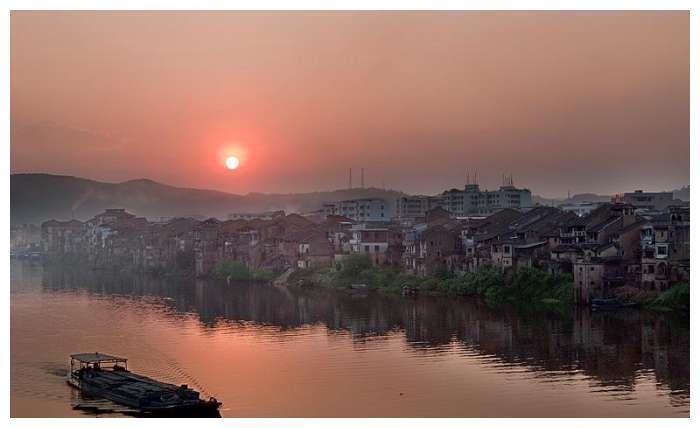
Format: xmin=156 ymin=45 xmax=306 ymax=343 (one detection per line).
xmin=10 ymin=259 xmax=689 ymax=417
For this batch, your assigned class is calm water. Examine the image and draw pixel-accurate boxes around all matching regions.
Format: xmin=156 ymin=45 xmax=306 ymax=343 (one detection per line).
xmin=11 ymin=259 xmax=689 ymax=417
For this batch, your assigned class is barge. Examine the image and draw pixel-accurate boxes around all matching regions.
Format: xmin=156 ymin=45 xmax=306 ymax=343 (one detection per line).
xmin=67 ymin=352 xmax=221 ymax=416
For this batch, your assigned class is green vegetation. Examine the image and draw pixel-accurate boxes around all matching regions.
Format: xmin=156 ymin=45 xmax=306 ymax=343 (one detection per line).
xmin=212 ymin=260 xmax=276 ymax=282
xmin=288 ymin=254 xmax=573 ymax=311
xmin=647 ymin=282 xmax=689 ymax=312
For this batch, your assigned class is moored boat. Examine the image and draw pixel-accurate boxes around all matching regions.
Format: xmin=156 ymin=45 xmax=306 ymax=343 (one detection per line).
xmin=591 ymin=298 xmax=622 ymax=310
xmin=67 ymin=352 xmax=221 ymax=416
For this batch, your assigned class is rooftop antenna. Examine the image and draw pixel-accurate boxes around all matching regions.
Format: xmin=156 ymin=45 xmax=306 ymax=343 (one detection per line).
xmin=348 ymin=168 xmax=353 ymax=189
xmin=465 ymin=169 xmax=469 ymax=185
xmin=361 ymin=168 xmax=365 ymax=189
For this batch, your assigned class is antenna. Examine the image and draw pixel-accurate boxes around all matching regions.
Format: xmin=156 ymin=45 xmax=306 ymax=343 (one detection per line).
xmin=361 ymin=168 xmax=365 ymax=189
xmin=349 ymin=168 xmax=353 ymax=189
xmin=466 ymin=169 xmax=469 ymax=185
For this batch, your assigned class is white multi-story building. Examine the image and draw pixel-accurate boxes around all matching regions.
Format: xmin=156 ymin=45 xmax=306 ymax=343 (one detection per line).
xmin=622 ymin=190 xmax=675 ymax=212
xmin=395 ymin=195 xmax=446 ymax=222
xmin=451 ymin=182 xmax=533 ymax=216
xmin=397 ymin=178 xmax=533 ymax=221
xmin=323 ymin=198 xmax=389 ymax=222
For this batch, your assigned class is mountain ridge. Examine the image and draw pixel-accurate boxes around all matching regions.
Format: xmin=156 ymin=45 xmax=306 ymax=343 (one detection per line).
xmin=11 ymin=173 xmax=690 ymax=225
xmin=10 ymin=173 xmax=406 ymax=225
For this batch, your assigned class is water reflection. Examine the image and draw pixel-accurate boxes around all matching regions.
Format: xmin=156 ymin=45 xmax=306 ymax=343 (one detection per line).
xmin=30 ymin=261 xmax=689 ymax=411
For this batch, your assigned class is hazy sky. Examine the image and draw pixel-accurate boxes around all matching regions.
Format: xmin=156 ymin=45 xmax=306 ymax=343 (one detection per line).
xmin=11 ymin=11 xmax=689 ymax=197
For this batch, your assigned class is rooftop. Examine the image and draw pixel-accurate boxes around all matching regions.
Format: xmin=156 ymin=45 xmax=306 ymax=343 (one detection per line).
xmin=70 ymin=352 xmax=127 ymax=363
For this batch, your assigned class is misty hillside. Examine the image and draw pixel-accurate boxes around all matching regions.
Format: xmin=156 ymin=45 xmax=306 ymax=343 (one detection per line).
xmin=11 ymin=174 xmax=405 ymax=225
xmin=533 ymin=187 xmax=689 ymax=207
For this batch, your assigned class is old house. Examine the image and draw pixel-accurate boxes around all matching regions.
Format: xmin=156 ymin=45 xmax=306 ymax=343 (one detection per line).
xmin=405 ymin=224 xmax=462 ymax=276
xmin=572 ymin=257 xmax=624 ymax=304
xmin=348 ymin=225 xmax=394 ymax=265
xmin=296 ymin=229 xmax=334 ymax=269
xmin=193 ymin=218 xmax=222 ymax=277
xmin=41 ymin=219 xmax=85 ymax=255
xmin=491 ymin=239 xmax=548 ymax=270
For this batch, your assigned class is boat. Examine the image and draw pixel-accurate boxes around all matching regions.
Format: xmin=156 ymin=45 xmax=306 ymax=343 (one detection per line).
xmin=67 ymin=352 xmax=221 ymax=416
xmin=591 ymin=298 xmax=622 ymax=310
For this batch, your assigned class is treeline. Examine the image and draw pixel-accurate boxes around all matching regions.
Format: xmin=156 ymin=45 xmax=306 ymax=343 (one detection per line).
xmin=648 ymin=282 xmax=689 ymax=312
xmin=211 ymin=260 xmax=276 ymax=282
xmin=288 ymin=254 xmax=574 ymax=310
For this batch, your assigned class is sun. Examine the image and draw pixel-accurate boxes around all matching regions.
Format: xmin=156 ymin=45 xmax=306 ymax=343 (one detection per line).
xmin=225 ymin=156 xmax=240 ymax=170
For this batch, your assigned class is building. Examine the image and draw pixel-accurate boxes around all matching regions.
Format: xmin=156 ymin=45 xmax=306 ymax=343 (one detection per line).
xmin=396 ymin=176 xmax=533 ymax=221
xmin=323 ymin=198 xmax=389 ymax=222
xmin=572 ymin=257 xmax=624 ymax=304
xmin=395 ymin=195 xmax=446 ymax=223
xmin=460 ymin=182 xmax=533 ymax=216
xmin=41 ymin=219 xmax=85 ymax=255
xmin=622 ymin=190 xmax=675 ymax=211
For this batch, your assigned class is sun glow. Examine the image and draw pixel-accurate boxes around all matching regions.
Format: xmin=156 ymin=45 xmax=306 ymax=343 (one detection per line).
xmin=225 ymin=156 xmax=240 ymax=170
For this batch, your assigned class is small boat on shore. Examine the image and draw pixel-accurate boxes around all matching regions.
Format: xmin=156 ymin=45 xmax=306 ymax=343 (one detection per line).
xmin=591 ymin=297 xmax=621 ymax=309
xmin=591 ymin=298 xmax=638 ymax=311
xmin=67 ymin=352 xmax=221 ymax=416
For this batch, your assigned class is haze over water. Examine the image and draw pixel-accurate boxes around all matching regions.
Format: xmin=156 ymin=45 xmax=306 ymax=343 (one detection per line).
xmin=11 ymin=260 xmax=689 ymax=417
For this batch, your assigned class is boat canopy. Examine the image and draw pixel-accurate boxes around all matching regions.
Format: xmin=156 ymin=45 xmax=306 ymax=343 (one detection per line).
xmin=70 ymin=352 xmax=127 ymax=363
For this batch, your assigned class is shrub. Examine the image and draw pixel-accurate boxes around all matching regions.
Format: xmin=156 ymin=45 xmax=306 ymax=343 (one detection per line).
xmin=212 ymin=260 xmax=276 ymax=282
xmin=212 ymin=260 xmax=251 ymax=280
xmin=649 ymin=283 xmax=689 ymax=312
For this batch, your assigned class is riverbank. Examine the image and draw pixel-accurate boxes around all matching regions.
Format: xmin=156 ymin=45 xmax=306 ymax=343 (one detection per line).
xmin=285 ymin=255 xmax=689 ymax=314
xmin=11 ymin=258 xmax=690 ymax=417
xmin=287 ymin=255 xmax=574 ymax=312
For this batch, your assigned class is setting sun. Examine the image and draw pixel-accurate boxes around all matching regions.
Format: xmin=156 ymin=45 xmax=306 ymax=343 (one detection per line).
xmin=225 ymin=156 xmax=240 ymax=170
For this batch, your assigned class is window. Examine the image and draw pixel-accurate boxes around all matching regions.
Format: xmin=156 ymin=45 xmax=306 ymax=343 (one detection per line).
xmin=657 ymin=246 xmax=668 ymax=256
xmin=504 ymin=245 xmax=511 ymax=254
xmin=364 ymin=245 xmax=370 ymax=253
xmin=590 ymin=267 xmax=594 ymax=271
xmin=374 ymin=245 xmax=380 ymax=252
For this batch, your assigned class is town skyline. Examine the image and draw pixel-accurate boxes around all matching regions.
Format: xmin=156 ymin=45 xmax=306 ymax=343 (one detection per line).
xmin=8 ymin=170 xmax=691 ymax=200
xmin=11 ymin=11 xmax=689 ymax=197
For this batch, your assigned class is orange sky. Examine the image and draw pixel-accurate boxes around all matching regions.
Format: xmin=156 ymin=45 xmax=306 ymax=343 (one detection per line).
xmin=10 ymin=11 xmax=689 ymax=197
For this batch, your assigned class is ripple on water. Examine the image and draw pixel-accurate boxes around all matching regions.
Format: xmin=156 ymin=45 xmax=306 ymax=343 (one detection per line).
xmin=11 ymin=261 xmax=690 ymax=418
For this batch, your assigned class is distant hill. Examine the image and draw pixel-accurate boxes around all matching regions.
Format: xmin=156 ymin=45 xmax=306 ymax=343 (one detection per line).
xmin=534 ymin=187 xmax=690 ymax=207
xmin=11 ymin=174 xmax=405 ymax=225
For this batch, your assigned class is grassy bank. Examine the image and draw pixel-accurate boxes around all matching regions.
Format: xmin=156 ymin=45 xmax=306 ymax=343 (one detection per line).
xmin=646 ymin=282 xmax=689 ymax=312
xmin=212 ymin=260 xmax=276 ymax=282
xmin=288 ymin=254 xmax=573 ymax=310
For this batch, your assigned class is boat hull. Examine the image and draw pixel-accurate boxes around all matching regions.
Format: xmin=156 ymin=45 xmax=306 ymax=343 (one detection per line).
xmin=68 ymin=370 xmax=221 ymax=416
